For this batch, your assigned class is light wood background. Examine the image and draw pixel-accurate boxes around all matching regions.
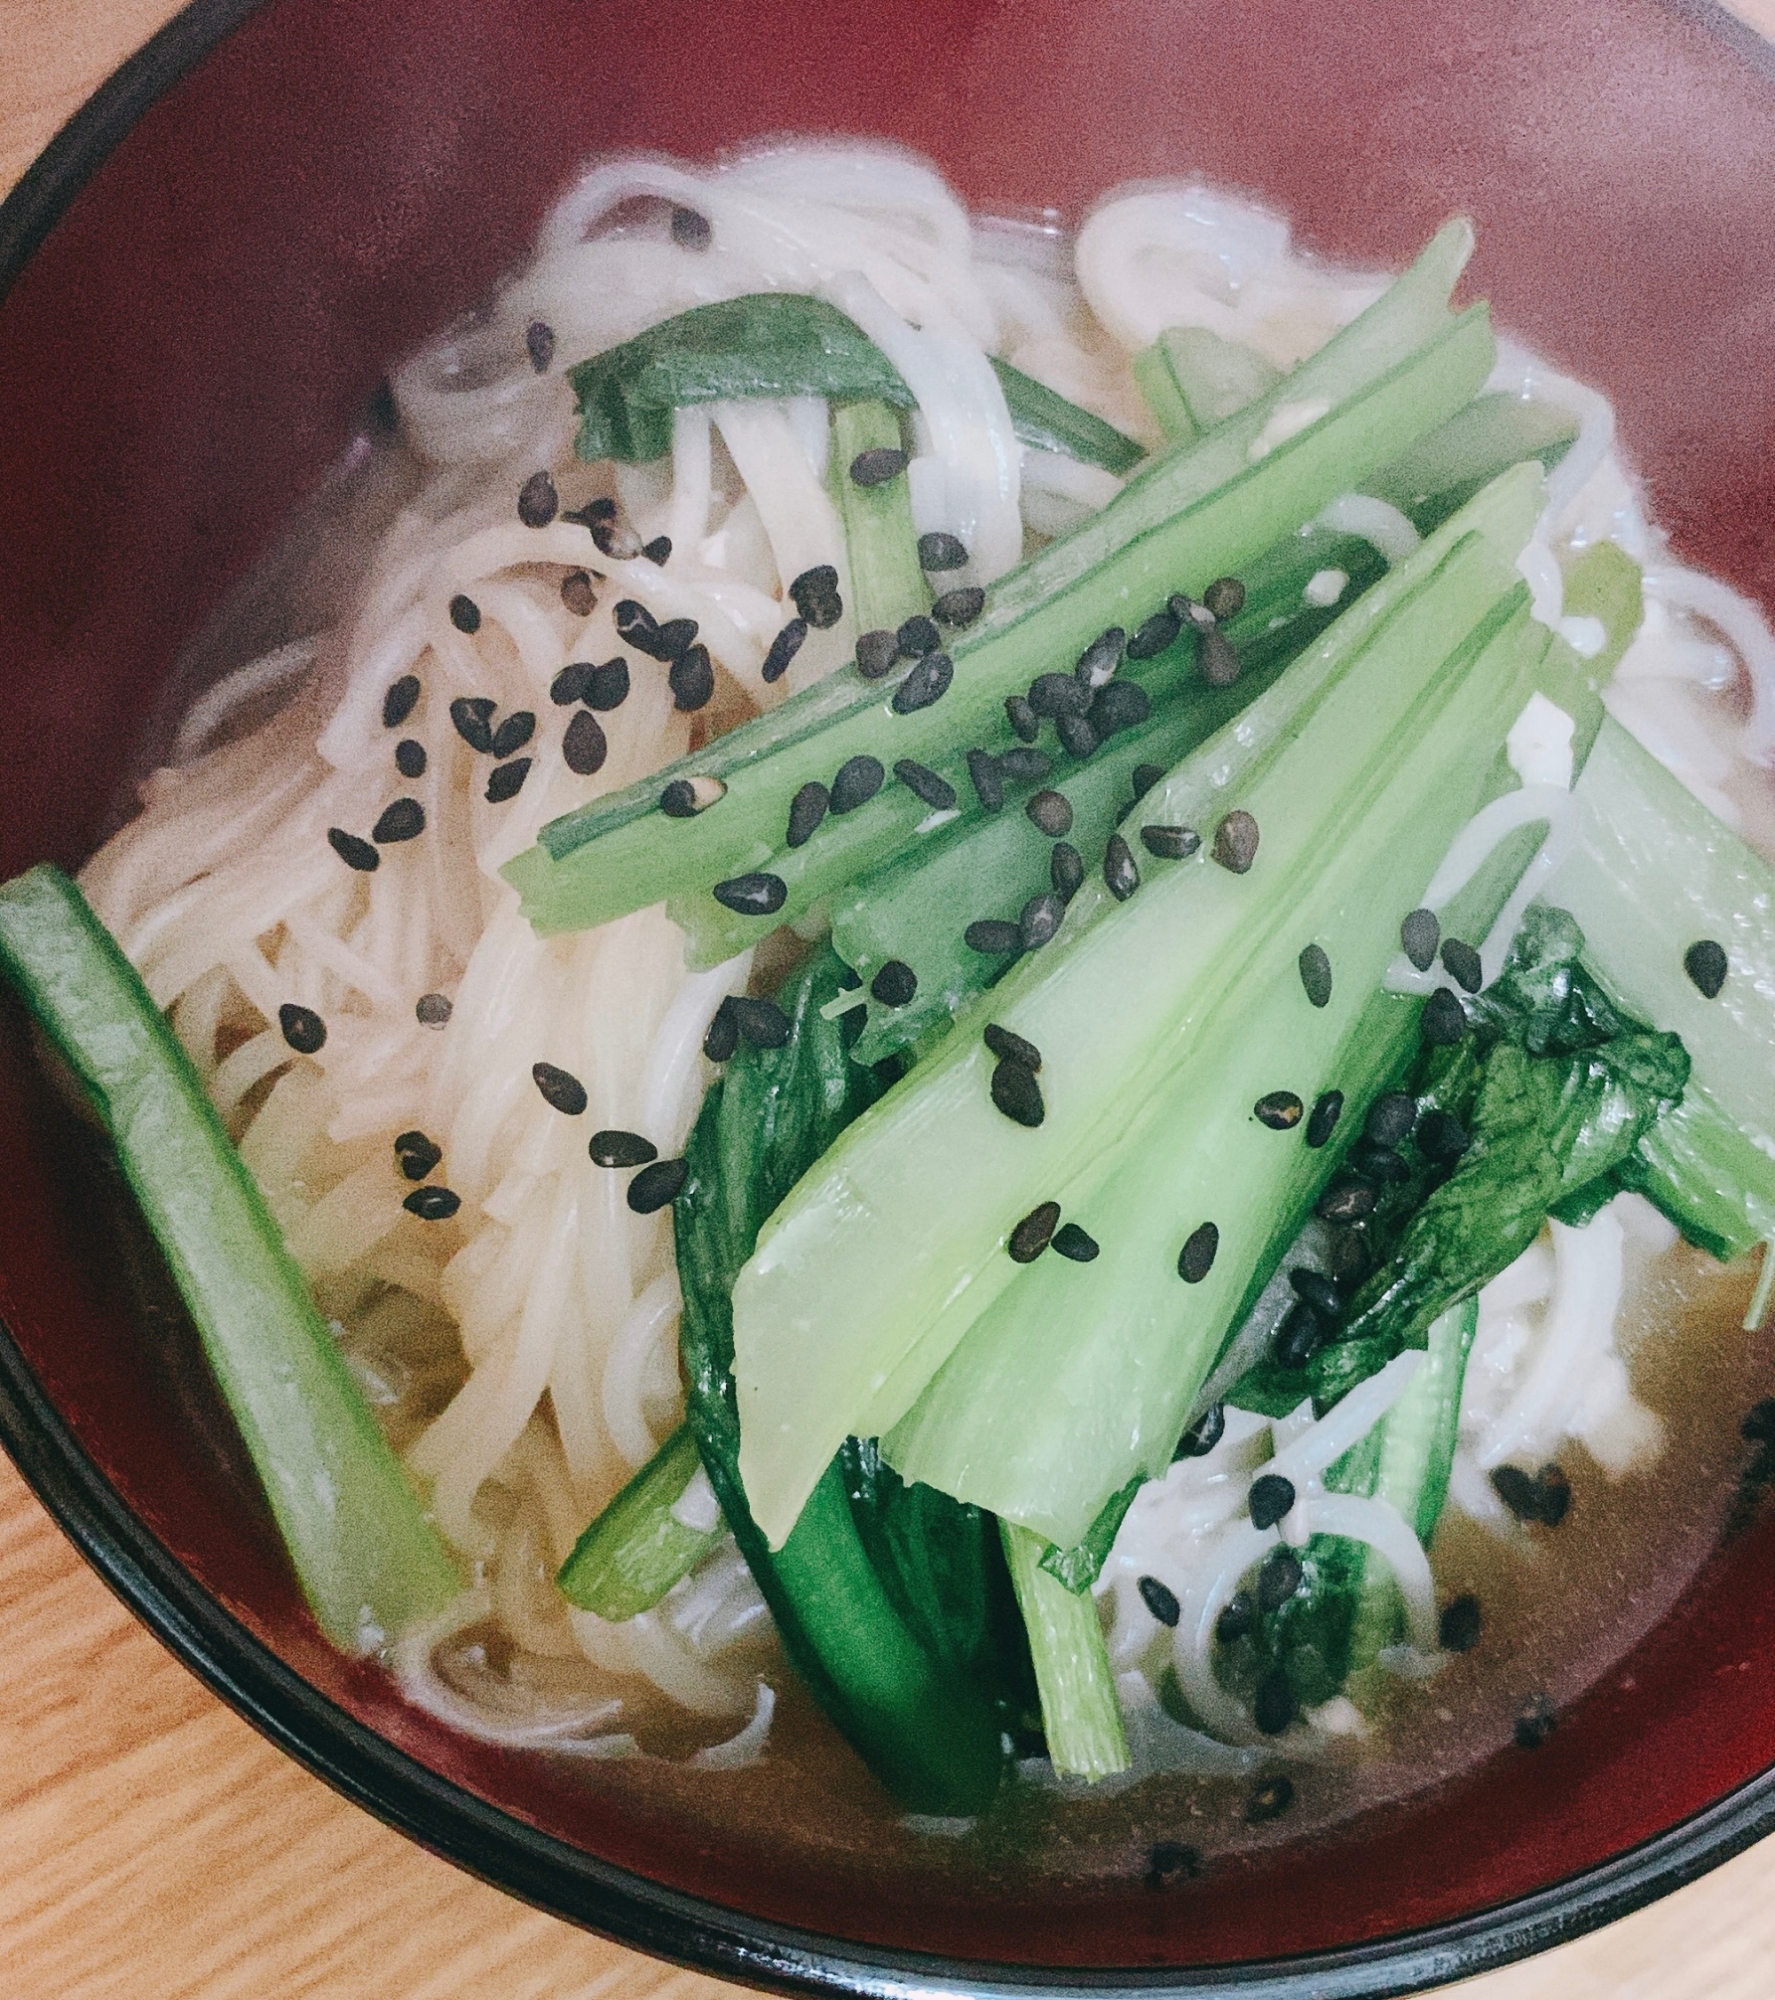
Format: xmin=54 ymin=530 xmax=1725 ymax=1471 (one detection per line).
xmin=5 ymin=3 xmax=1775 ymax=1993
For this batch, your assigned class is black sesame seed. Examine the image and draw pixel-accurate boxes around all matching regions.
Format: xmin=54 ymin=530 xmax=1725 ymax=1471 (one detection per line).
xmin=789 ymin=565 xmax=843 ymax=628
xmin=1421 ymin=986 xmax=1469 ymax=1046
xmin=1143 ymin=1841 xmax=1201 ymax=1890
xmin=1247 ymin=1775 xmax=1294 ymax=1824
xmin=850 ymin=446 xmax=909 ymax=487
xmin=1305 ymin=1090 xmax=1344 ymax=1149
xmin=894 ymin=759 xmax=957 ymax=812
xmin=1025 ymin=790 xmax=1074 ymax=839
xmin=1364 ymin=1091 xmax=1417 ymax=1149
xmin=1051 ymin=842 xmax=1084 ymax=902
xmin=871 ymin=960 xmax=918 ymax=1008
xmin=583 ymin=659 xmax=630 ymax=710
xmin=984 ymin=1025 xmax=1042 ymax=1069
xmin=416 ymin=992 xmax=452 ymax=1027
xmin=1056 ymin=713 xmax=1099 ymax=760
xmin=967 ymin=749 xmax=1005 ymax=812
xmin=1213 ymin=809 xmax=1260 ymax=873
xmin=491 ymin=710 xmax=536 ymax=759
xmin=785 ymin=781 xmax=830 ymax=848
xmin=394 ymin=738 xmax=427 ymax=779
xmin=931 ymin=586 xmax=985 ymax=628
xmin=1685 ymin=939 xmax=1728 ymax=998
xmin=855 ymin=628 xmax=900 ymax=679
xmin=643 ymin=535 xmax=673 ymax=566
xmin=1273 ymin=1301 xmax=1327 ymax=1369
xmin=1416 ymin=1108 xmax=1471 ymax=1162
xmin=1288 ymin=1268 xmax=1343 ymax=1322
xmin=1439 ymin=1594 xmax=1482 ymax=1653
xmin=830 ymin=755 xmax=885 ymax=815
xmin=449 ymin=696 xmax=495 ymax=752
xmin=613 ymin=599 xmax=662 ymax=653
xmin=448 ymin=594 xmax=481 ymax=635
xmin=669 ymin=644 xmax=715 ymax=711
xmin=1352 ymin=1139 xmax=1411 ymax=1185
xmin=670 ymin=205 xmax=712 ymax=250
xmin=563 ymin=709 xmax=608 ymax=776
xmin=1178 ymin=1221 xmax=1219 ymax=1284
xmin=1441 ymin=937 xmax=1484 ymax=994
xmin=1489 ymin=1465 xmax=1545 ymax=1524
xmin=561 ymin=569 xmax=597 ymax=617
xmin=656 ymin=616 xmax=699 ymax=659
xmin=761 ymin=619 xmax=808 ymax=685
xmin=1169 ymin=591 xmax=1210 ymax=629
xmin=1328 ymin=1225 xmax=1373 ymax=1285
xmin=1001 ymin=694 xmax=1038 ymax=744
xmin=1127 ymin=608 xmax=1182 ymax=660
xmin=712 ymin=873 xmax=787 ymax=917
xmin=896 ymin=615 xmax=941 ymax=659
xmin=393 ymin=1129 xmax=442 ymax=1180
xmin=485 ymin=758 xmax=531 ymax=803
xmin=990 ymin=1057 xmax=1044 ymax=1128
xmin=1257 ymin=1546 xmax=1304 ymax=1612
xmin=327 ymin=828 xmax=380 ymax=873
xmin=1202 ymin=576 xmax=1246 ymax=621
xmin=892 ymin=650 xmax=954 ymax=714
xmin=1175 ymin=1401 xmax=1225 ymax=1458
xmin=964 ymin=919 xmax=1022 ymax=955
xmin=1298 ymin=943 xmax=1332 ymax=1009
xmin=1216 ymin=1591 xmax=1255 ymax=1645
xmin=1103 ymin=833 xmax=1140 ymax=901
xmin=729 ymin=996 xmax=792 ymax=1049
xmin=372 ymin=798 xmax=425 ymax=844
xmin=532 ymin=1061 xmax=588 ymax=1116
xmin=997 ymin=748 xmax=1052 ymax=785
xmin=1020 ymin=892 xmax=1064 ymax=952
xmin=591 ymin=516 xmax=644 ymax=560
xmin=1140 ymin=824 xmax=1200 ymax=861
xmin=1316 ymin=1176 xmax=1377 ymax=1223
xmin=628 ymin=1157 xmax=689 ymax=1214
xmin=917 ymin=531 xmax=968 ymax=572
xmin=1535 ymin=1462 xmax=1572 ymax=1526
xmin=590 ymin=1129 xmax=659 ymax=1168
xmin=660 ymin=780 xmax=698 ymax=818
xmin=1131 ymin=764 xmax=1165 ymax=802
xmin=518 ymin=470 xmax=558 ymax=528
xmin=1401 ymin=906 xmax=1440 ymax=971
xmin=525 ymin=320 xmax=555 ymax=372
xmin=1008 ymin=1200 xmax=1061 ymax=1263
xmin=1249 ymin=1473 xmax=1296 ymax=1531
xmin=1138 ymin=1575 xmax=1181 ymax=1627
xmin=1253 ymin=1668 xmax=1295 ymax=1736
xmin=1197 ymin=626 xmax=1241 ymax=688
xmin=382 ymin=675 xmax=421 ymax=728
xmin=702 ymin=1001 xmax=739 ymax=1064
xmin=1027 ymin=672 xmax=1089 ymax=719
xmin=1513 ymin=1694 xmax=1557 ymax=1750
xmin=404 ymin=1185 xmax=462 ymax=1221
xmin=550 ymin=662 xmax=592 ymax=705
xmin=1052 ymin=1221 xmax=1098 ymax=1262
xmin=1089 ymin=680 xmax=1152 ymax=736
xmin=1254 ymin=1091 xmax=1304 ymax=1131
xmin=277 ymin=1002 xmax=326 ymax=1055
xmin=1075 ymin=628 xmax=1126 ymax=690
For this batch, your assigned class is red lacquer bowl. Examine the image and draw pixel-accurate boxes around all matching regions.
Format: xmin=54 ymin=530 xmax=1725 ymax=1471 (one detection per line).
xmin=4 ymin=2 xmax=1775 ymax=1991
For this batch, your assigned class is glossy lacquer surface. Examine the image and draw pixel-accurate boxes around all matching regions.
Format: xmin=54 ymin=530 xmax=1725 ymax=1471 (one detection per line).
xmin=1 ymin=0 xmax=1774 ymax=1991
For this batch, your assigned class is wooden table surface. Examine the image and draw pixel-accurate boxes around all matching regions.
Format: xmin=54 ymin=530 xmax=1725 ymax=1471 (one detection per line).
xmin=7 ymin=3 xmax=1775 ymax=1993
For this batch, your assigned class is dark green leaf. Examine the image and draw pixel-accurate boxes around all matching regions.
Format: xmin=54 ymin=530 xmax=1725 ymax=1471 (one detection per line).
xmin=571 ymin=295 xmax=913 ymax=462
xmin=1037 ymin=1473 xmax=1144 ymax=1593
xmin=990 ymin=357 xmax=1146 ymax=476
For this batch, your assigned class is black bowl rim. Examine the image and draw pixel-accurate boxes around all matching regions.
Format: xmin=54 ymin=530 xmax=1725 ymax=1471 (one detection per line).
xmin=5 ymin=1 xmax=1775 ymax=1993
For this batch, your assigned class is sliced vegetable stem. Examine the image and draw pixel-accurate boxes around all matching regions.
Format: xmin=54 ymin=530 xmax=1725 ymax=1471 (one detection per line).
xmin=1000 ymin=1520 xmax=1129 ymax=1781
xmin=832 ymin=400 xmax=929 ymax=636
xmin=556 ymin=1424 xmax=723 ymax=1618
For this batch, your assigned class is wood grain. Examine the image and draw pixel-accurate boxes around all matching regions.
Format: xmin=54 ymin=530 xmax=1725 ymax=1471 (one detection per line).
xmin=4 ymin=2 xmax=1775 ymax=1993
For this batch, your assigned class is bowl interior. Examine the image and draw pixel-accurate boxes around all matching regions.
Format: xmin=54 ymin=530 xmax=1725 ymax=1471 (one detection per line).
xmin=4 ymin=0 xmax=1775 ymax=1977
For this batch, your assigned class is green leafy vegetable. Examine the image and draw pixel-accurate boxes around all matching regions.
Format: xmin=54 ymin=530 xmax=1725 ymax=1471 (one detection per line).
xmin=674 ymin=945 xmax=1023 ymax=1811
xmin=1000 ymin=1521 xmax=1129 ymax=1779
xmin=0 ymin=865 xmax=460 ymax=1649
xmin=990 ymin=356 xmax=1146 ymax=474
xmin=556 ymin=1424 xmax=723 ymax=1619
xmin=832 ymin=400 xmax=928 ymax=634
xmin=570 ymin=294 xmax=912 ymax=463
